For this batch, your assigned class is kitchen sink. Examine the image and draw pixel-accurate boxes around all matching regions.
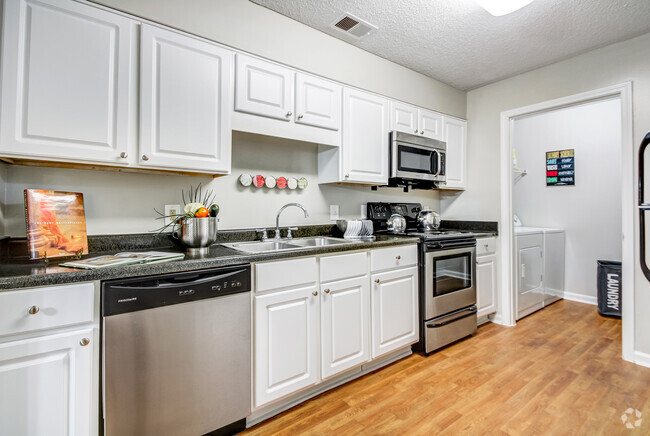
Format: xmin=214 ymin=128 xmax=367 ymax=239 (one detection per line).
xmin=223 ymin=237 xmax=354 ymax=253
xmin=289 ymin=237 xmax=350 ymax=247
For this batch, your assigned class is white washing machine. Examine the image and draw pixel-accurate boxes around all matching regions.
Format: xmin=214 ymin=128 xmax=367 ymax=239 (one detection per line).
xmin=514 ymin=226 xmax=565 ymax=320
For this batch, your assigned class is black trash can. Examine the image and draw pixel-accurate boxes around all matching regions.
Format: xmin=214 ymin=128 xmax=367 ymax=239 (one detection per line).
xmin=597 ymin=260 xmax=622 ymax=318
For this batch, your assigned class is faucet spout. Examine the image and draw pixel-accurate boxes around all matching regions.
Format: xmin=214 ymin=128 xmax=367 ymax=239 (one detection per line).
xmin=275 ymin=203 xmax=309 ymax=239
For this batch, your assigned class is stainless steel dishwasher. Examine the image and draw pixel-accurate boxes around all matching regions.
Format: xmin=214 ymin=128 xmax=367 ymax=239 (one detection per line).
xmin=101 ymin=265 xmax=251 ymax=436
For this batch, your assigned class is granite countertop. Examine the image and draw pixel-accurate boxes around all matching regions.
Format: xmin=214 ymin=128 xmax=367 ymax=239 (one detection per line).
xmin=0 ymin=231 xmax=419 ymax=291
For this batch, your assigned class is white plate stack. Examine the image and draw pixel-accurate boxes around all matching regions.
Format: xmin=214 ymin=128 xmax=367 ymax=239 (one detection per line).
xmin=342 ymin=220 xmax=375 ymax=241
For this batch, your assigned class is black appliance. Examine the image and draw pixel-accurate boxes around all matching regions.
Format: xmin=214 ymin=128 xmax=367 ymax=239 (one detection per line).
xmin=367 ymin=202 xmax=477 ymax=355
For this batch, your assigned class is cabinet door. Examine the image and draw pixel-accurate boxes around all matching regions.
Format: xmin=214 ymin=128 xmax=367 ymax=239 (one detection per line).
xmin=295 ymin=73 xmax=341 ymax=131
xmin=371 ymin=266 xmax=418 ymax=359
xmin=419 ymin=109 xmax=443 ymax=140
xmin=390 ymin=101 xmax=418 ymax=134
xmin=235 ymin=54 xmax=293 ymax=121
xmin=320 ymin=276 xmax=370 ymax=379
xmin=342 ymin=88 xmax=389 ymax=184
xmin=476 ymin=254 xmax=497 ymax=318
xmin=254 ymin=285 xmax=319 ymax=408
xmin=140 ymin=24 xmax=232 ymax=172
xmin=0 ymin=328 xmax=95 ymax=436
xmin=0 ymin=0 xmax=135 ymax=164
xmin=442 ymin=116 xmax=467 ymax=189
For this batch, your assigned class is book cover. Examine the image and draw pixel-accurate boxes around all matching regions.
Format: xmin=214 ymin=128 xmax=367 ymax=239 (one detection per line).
xmin=24 ymin=189 xmax=88 ymax=260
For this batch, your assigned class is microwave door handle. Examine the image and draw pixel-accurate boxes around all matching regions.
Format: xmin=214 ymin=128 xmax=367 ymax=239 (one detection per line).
xmin=434 ymin=150 xmax=442 ymax=176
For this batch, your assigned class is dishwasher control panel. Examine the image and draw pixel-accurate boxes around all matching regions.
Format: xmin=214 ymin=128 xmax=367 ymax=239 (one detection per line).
xmin=102 ymin=265 xmax=251 ymax=316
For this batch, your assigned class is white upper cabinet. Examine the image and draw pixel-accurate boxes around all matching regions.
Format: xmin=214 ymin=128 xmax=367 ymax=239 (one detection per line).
xmin=235 ymin=54 xmax=293 ymax=121
xmin=0 ymin=0 xmax=136 ymax=164
xmin=389 ymin=102 xmax=443 ymax=140
xmin=140 ymin=24 xmax=232 ymax=173
xmin=341 ymin=88 xmax=389 ymax=185
xmin=441 ymin=116 xmax=467 ymax=190
xmin=294 ymin=73 xmax=341 ymax=131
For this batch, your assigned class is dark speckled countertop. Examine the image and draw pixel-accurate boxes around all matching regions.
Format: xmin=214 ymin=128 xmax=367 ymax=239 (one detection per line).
xmin=0 ymin=228 xmax=419 ymax=291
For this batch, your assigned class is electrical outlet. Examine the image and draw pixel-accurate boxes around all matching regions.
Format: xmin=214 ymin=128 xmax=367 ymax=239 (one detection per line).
xmin=164 ymin=204 xmax=181 ymax=227
xmin=329 ymin=205 xmax=339 ymax=220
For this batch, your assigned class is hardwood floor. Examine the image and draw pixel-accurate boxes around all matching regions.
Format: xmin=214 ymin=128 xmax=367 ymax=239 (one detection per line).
xmin=243 ymin=300 xmax=650 ymax=435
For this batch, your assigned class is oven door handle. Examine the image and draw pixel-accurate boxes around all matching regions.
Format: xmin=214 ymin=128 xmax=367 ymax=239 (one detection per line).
xmin=426 ymin=306 xmax=477 ymax=328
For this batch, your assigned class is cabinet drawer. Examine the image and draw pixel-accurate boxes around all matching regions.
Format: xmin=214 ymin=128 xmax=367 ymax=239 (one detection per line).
xmin=255 ymin=257 xmax=317 ymax=292
xmin=0 ymin=282 xmax=95 ymax=338
xmin=476 ymin=237 xmax=496 ymax=256
xmin=320 ymin=251 xmax=367 ymax=282
xmin=370 ymin=245 xmax=418 ymax=272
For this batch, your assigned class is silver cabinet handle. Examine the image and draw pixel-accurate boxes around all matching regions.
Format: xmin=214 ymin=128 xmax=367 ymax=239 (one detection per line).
xmin=286 ymin=111 xmax=293 ymax=118
xmin=119 ymin=152 xmax=128 ymax=159
xmin=324 ymin=289 xmax=330 ymax=294
xmin=375 ymin=279 xmax=380 ymax=284
xmin=28 ymin=305 xmax=39 ymax=315
xmin=80 ymin=338 xmax=90 ymax=346
xmin=420 ymin=130 xmax=424 ymax=134
xmin=396 ymin=255 xmax=401 ymax=260
xmin=142 ymin=155 xmax=149 ymax=161
xmin=345 ymin=174 xmax=350 ymax=179
xmin=312 ymin=291 xmax=318 ymax=296
xmin=298 ymin=114 xmax=304 ymax=119
xmin=414 ymin=129 xmax=418 ymax=133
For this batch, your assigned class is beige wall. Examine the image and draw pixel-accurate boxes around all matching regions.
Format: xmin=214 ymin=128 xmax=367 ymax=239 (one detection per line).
xmin=441 ymin=32 xmax=650 ymax=356
xmin=88 ymin=0 xmax=466 ymax=118
xmin=3 ymin=133 xmax=441 ymax=236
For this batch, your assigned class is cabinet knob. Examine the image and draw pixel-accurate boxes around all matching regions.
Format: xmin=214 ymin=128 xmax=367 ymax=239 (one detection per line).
xmin=80 ymin=338 xmax=90 ymax=347
xmin=420 ymin=130 xmax=424 ymax=134
xmin=312 ymin=291 xmax=318 ymax=296
xmin=414 ymin=129 xmax=418 ymax=133
xmin=324 ymin=289 xmax=330 ymax=294
xmin=119 ymin=152 xmax=128 ymax=159
xmin=298 ymin=114 xmax=304 ymax=119
xmin=28 ymin=305 xmax=39 ymax=315
xmin=375 ymin=279 xmax=380 ymax=284
xmin=142 ymin=155 xmax=149 ymax=161
xmin=286 ymin=111 xmax=293 ymax=118
xmin=345 ymin=174 xmax=350 ymax=179
xmin=396 ymin=255 xmax=401 ymax=260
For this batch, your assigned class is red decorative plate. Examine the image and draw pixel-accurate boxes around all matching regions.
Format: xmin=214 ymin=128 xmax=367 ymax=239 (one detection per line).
xmin=276 ymin=177 xmax=287 ymax=189
xmin=253 ymin=175 xmax=265 ymax=188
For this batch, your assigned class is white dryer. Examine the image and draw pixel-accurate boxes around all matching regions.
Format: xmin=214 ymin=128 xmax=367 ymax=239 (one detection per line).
xmin=515 ymin=228 xmax=545 ymax=320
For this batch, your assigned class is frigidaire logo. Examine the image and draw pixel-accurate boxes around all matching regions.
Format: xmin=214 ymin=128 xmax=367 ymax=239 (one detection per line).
xmin=179 ymin=289 xmax=195 ymax=296
xmin=117 ymin=297 xmax=137 ymax=303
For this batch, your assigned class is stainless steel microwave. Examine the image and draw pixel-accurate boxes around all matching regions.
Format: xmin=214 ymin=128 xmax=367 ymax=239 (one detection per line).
xmin=390 ymin=131 xmax=446 ymax=183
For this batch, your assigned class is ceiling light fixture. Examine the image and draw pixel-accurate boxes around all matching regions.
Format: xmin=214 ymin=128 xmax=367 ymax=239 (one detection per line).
xmin=474 ymin=0 xmax=536 ymax=16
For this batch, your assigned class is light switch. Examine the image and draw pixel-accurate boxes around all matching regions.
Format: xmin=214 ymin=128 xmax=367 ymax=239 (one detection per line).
xmin=329 ymin=205 xmax=339 ymax=220
xmin=164 ymin=204 xmax=181 ymax=227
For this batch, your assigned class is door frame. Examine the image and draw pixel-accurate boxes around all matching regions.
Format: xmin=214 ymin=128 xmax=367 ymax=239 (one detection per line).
xmin=497 ymin=82 xmax=634 ymax=362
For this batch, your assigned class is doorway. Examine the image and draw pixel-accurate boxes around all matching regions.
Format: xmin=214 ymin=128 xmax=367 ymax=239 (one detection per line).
xmin=497 ymin=83 xmax=634 ymax=362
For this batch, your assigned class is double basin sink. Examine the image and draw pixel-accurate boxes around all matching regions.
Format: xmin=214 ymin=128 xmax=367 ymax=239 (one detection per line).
xmin=223 ymin=236 xmax=356 ymax=254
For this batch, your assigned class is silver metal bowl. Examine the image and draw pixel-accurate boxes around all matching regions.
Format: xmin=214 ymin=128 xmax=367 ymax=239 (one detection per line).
xmin=178 ymin=217 xmax=218 ymax=254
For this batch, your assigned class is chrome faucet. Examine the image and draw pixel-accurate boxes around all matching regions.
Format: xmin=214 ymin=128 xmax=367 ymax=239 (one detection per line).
xmin=274 ymin=203 xmax=309 ymax=240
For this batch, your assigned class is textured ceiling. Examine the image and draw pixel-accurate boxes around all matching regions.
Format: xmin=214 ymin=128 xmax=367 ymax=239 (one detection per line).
xmin=249 ymin=0 xmax=650 ymax=90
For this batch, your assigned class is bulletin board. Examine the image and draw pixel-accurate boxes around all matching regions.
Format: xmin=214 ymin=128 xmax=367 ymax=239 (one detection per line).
xmin=546 ymin=149 xmax=575 ymax=186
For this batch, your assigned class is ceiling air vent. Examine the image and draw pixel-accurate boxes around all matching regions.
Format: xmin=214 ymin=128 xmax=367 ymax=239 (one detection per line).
xmin=330 ymin=13 xmax=377 ymax=39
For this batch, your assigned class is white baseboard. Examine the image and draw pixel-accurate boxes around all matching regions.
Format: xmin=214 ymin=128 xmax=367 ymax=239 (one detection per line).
xmin=634 ymin=351 xmax=650 ymax=368
xmin=563 ymin=291 xmax=597 ymax=306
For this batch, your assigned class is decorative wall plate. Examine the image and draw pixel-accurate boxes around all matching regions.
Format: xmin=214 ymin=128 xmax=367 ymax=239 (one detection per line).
xmin=253 ymin=175 xmax=265 ymax=188
xmin=287 ymin=177 xmax=298 ymax=190
xmin=297 ymin=177 xmax=308 ymax=189
xmin=276 ymin=177 xmax=287 ymax=189
xmin=239 ymin=173 xmax=252 ymax=187
xmin=265 ymin=175 xmax=276 ymax=188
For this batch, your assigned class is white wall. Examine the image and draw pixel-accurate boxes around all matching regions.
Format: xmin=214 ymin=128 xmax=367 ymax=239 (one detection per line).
xmin=3 ymin=132 xmax=440 ymax=236
xmin=87 ymin=0 xmax=466 ymax=118
xmin=512 ymin=98 xmax=622 ymax=299
xmin=441 ymin=32 xmax=650 ymax=357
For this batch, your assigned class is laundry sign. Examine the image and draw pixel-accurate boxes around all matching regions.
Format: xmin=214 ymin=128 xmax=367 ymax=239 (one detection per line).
xmin=546 ymin=149 xmax=575 ymax=186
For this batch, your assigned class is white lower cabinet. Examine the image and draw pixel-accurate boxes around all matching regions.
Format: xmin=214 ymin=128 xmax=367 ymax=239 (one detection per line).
xmin=476 ymin=237 xmax=498 ymax=318
xmin=0 ymin=282 xmax=98 ymax=436
xmin=253 ymin=284 xmax=320 ymax=408
xmin=370 ymin=266 xmax=418 ymax=358
xmin=320 ymin=275 xmax=370 ymax=380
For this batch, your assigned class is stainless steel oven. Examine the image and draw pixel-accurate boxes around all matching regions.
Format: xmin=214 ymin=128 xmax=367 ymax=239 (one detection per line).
xmin=420 ymin=238 xmax=477 ymax=355
xmin=390 ymin=131 xmax=446 ymax=183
